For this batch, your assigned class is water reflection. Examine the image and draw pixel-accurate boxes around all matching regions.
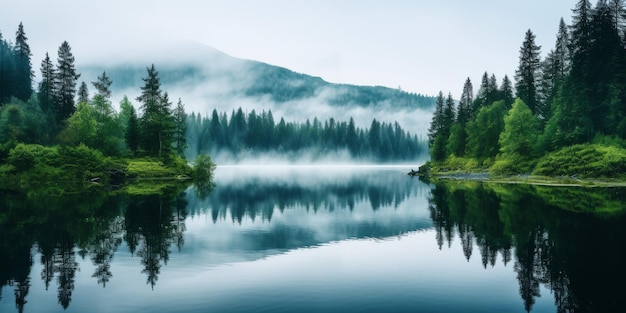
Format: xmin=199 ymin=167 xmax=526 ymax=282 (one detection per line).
xmin=427 ymin=181 xmax=626 ymax=312
xmin=3 ymin=168 xmax=626 ymax=312
xmin=0 ymin=167 xmax=428 ymax=312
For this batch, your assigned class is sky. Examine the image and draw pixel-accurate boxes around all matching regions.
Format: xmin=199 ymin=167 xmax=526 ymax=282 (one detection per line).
xmin=0 ymin=0 xmax=576 ymax=97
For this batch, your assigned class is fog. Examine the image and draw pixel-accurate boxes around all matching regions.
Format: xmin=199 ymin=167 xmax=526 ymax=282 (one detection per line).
xmin=79 ymin=42 xmax=434 ymax=139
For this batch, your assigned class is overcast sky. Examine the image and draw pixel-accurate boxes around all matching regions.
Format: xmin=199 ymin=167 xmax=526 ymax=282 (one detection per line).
xmin=0 ymin=0 xmax=576 ymax=97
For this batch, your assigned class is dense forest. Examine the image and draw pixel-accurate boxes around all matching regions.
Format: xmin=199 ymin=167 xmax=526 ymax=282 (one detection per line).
xmin=427 ymin=0 xmax=626 ymax=177
xmin=0 ymin=24 xmax=216 ymax=193
xmin=186 ymin=108 xmax=424 ymax=162
xmin=0 ymin=25 xmax=186 ymax=158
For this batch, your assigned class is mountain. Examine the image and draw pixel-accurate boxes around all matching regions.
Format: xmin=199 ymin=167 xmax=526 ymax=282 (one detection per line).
xmin=78 ymin=43 xmax=435 ymax=135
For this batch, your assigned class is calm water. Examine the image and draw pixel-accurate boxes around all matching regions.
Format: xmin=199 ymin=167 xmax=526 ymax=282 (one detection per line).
xmin=1 ymin=166 xmax=625 ymax=313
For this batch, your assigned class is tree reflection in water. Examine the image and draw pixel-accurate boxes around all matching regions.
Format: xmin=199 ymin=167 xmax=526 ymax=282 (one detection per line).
xmin=2 ymin=172 xmax=626 ymax=312
xmin=427 ymin=181 xmax=626 ymax=312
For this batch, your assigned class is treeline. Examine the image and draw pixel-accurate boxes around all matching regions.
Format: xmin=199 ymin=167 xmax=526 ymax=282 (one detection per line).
xmin=0 ymin=23 xmax=187 ymax=162
xmin=428 ymin=0 xmax=626 ymax=176
xmin=187 ymin=108 xmax=426 ymax=161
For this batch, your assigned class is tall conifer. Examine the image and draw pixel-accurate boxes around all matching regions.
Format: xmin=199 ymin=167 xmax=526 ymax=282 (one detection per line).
xmin=515 ymin=29 xmax=542 ymax=116
xmin=55 ymin=41 xmax=80 ymax=123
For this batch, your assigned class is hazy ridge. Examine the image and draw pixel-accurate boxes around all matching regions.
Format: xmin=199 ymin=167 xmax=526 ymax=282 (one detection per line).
xmin=78 ymin=43 xmax=436 ymax=136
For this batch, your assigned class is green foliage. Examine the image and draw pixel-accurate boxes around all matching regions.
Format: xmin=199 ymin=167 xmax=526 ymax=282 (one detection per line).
xmin=58 ymin=102 xmax=97 ymax=146
xmin=192 ymin=153 xmax=216 ymax=182
xmin=0 ymin=103 xmax=26 ymax=142
xmin=0 ymin=143 xmax=125 ymax=194
xmin=466 ymin=100 xmax=508 ymax=161
xmin=491 ymin=99 xmax=540 ymax=175
xmin=532 ymin=144 xmax=626 ymax=178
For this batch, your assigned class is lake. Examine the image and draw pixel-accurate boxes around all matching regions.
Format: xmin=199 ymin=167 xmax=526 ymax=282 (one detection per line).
xmin=1 ymin=166 xmax=625 ymax=312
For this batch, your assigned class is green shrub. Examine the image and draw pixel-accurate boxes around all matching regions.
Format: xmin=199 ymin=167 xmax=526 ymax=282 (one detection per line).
xmin=532 ymin=144 xmax=626 ymax=178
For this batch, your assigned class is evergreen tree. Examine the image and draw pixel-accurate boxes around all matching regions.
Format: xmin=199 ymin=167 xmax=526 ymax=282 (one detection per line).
xmin=447 ymin=79 xmax=473 ymax=156
xmin=173 ymin=98 xmax=187 ymax=156
xmin=538 ymin=19 xmax=571 ymax=127
xmin=13 ymin=22 xmax=33 ymax=101
xmin=136 ymin=65 xmax=175 ymax=158
xmin=428 ymin=92 xmax=447 ymax=161
xmin=209 ymin=109 xmax=222 ymax=146
xmin=55 ymin=41 xmax=80 ymax=123
xmin=89 ymin=71 xmax=117 ymax=152
xmin=92 ymin=71 xmax=112 ymax=99
xmin=443 ymin=93 xmax=456 ymax=137
xmin=38 ymin=52 xmax=56 ymax=113
xmin=555 ymin=18 xmax=572 ymax=79
xmin=515 ymin=29 xmax=542 ymax=116
xmin=588 ymin=1 xmax=625 ymax=134
xmin=488 ymin=74 xmax=499 ymax=104
xmin=369 ymin=118 xmax=381 ymax=157
xmin=0 ymin=30 xmax=5 ymax=103
xmin=493 ymin=98 xmax=540 ymax=174
xmin=125 ymin=104 xmax=140 ymax=153
xmin=608 ymin=0 xmax=626 ymax=39
xmin=458 ymin=78 xmax=473 ymax=123
xmin=473 ymin=72 xmax=491 ymax=113
xmin=500 ymin=75 xmax=514 ymax=106
xmin=346 ymin=117 xmax=358 ymax=155
xmin=137 ymin=64 xmax=163 ymax=155
xmin=77 ymin=81 xmax=89 ymax=104
xmin=466 ymin=100 xmax=508 ymax=160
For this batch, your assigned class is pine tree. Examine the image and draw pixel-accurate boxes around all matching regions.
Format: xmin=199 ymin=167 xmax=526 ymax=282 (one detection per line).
xmin=38 ymin=52 xmax=56 ymax=113
xmin=77 ymin=81 xmax=89 ymax=104
xmin=588 ymin=1 xmax=625 ymax=134
xmin=92 ymin=71 xmax=112 ymax=99
xmin=55 ymin=41 xmax=80 ymax=123
xmin=136 ymin=65 xmax=175 ymax=158
xmin=555 ymin=18 xmax=572 ymax=78
xmin=173 ymin=98 xmax=187 ymax=156
xmin=458 ymin=78 xmax=473 ymax=123
xmin=570 ymin=0 xmax=593 ymax=67
xmin=209 ymin=108 xmax=222 ymax=146
xmin=447 ymin=78 xmax=473 ymax=156
xmin=0 ymin=30 xmax=5 ymax=103
xmin=125 ymin=104 xmax=139 ymax=152
xmin=428 ymin=91 xmax=445 ymax=147
xmin=443 ymin=93 xmax=456 ymax=137
xmin=539 ymin=19 xmax=572 ymax=126
xmin=608 ymin=0 xmax=626 ymax=38
xmin=473 ymin=72 xmax=491 ymax=113
xmin=347 ymin=117 xmax=358 ymax=155
xmin=137 ymin=64 xmax=163 ymax=155
xmin=500 ymin=75 xmax=514 ymax=106
xmin=427 ymin=92 xmax=447 ymax=161
xmin=515 ymin=29 xmax=542 ymax=116
xmin=14 ymin=22 xmax=33 ymax=101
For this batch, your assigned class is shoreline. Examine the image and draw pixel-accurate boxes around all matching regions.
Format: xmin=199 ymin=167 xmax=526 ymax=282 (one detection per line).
xmin=423 ymin=171 xmax=626 ymax=188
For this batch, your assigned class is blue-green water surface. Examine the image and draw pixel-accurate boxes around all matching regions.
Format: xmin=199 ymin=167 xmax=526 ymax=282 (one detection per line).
xmin=1 ymin=166 xmax=625 ymax=312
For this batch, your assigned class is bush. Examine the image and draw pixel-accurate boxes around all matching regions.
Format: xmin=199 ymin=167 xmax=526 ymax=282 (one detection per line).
xmin=532 ymin=144 xmax=626 ymax=178
xmin=192 ymin=153 xmax=216 ymax=181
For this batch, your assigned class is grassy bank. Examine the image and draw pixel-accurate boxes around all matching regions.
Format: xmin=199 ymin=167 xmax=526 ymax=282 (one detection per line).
xmin=0 ymin=143 xmax=202 ymax=196
xmin=422 ymin=143 xmax=626 ymax=185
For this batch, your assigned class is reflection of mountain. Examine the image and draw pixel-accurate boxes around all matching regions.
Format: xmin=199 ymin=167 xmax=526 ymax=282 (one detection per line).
xmin=182 ymin=167 xmax=433 ymax=261
xmin=428 ymin=181 xmax=626 ymax=313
